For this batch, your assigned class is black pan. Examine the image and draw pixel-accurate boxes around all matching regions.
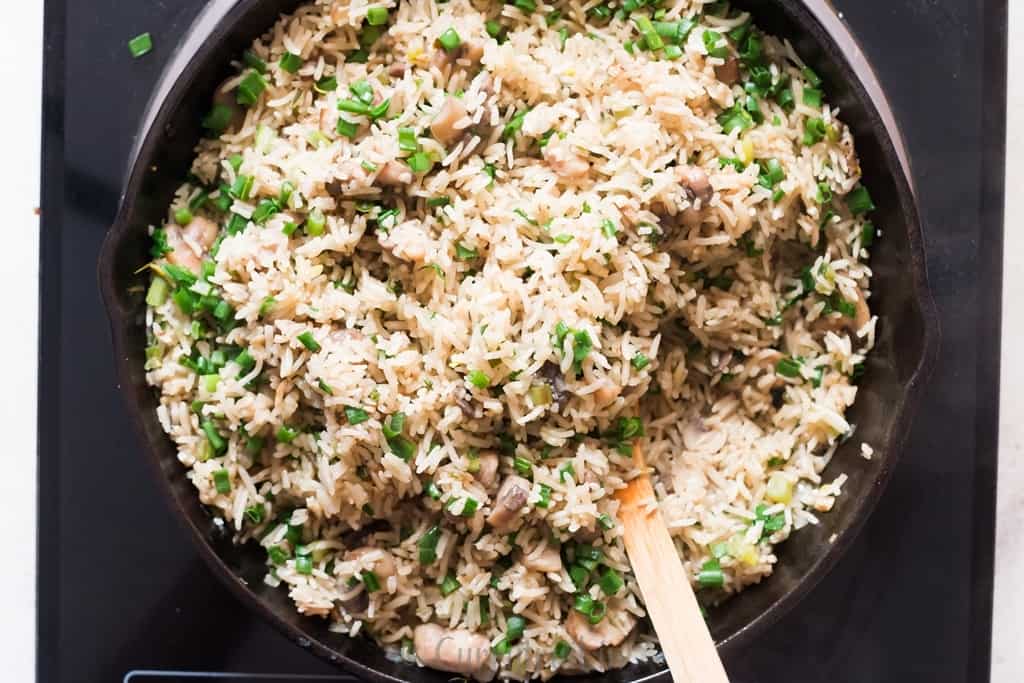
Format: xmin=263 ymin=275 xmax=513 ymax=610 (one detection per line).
xmin=98 ymin=0 xmax=940 ymax=680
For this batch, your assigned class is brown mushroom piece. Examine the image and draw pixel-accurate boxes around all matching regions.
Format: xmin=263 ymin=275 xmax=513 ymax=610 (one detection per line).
xmin=344 ymin=547 xmax=398 ymax=580
xmin=485 ymin=475 xmax=531 ymax=529
xmin=714 ymin=57 xmax=740 ymax=85
xmin=678 ymin=165 xmax=712 ymax=203
xmin=461 ymin=40 xmax=485 ymax=64
xmin=388 ymin=61 xmax=408 ymax=78
xmin=430 ymin=96 xmax=470 ymax=146
xmin=542 ymin=140 xmax=590 ymax=180
xmin=565 ymin=609 xmax=637 ymax=651
xmin=337 ymin=586 xmax=370 ymax=614
xmin=682 ymin=416 xmax=727 ymax=453
xmin=474 ymin=450 xmax=500 ymax=489
xmin=376 ymin=160 xmax=413 ymax=187
xmin=538 ymin=362 xmax=569 ymax=412
xmin=165 ymin=216 xmax=219 ymax=274
xmin=413 ymin=624 xmax=493 ymax=680
xmin=521 ymin=542 xmax=563 ymax=574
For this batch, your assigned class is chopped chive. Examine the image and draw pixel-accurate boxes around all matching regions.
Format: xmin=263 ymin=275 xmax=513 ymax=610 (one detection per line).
xmin=201 ymin=104 xmax=233 ymax=135
xmin=213 ymin=469 xmax=231 ymax=494
xmin=455 ymin=242 xmax=478 ymax=260
xmin=345 ymin=406 xmax=369 ymax=425
xmin=802 ymin=66 xmax=822 ymax=87
xmin=295 ymin=555 xmax=313 ymax=574
xmin=279 ymin=52 xmax=303 ymax=73
xmin=513 ymin=456 xmax=533 ymax=478
xmin=554 ymin=640 xmax=571 ymax=658
xmin=846 ymin=186 xmax=875 ymax=214
xmin=775 ymin=357 xmax=802 ymax=378
xmin=803 ymin=117 xmax=827 ymax=146
xmin=697 ymin=558 xmax=725 ymax=587
xmin=536 ymin=483 xmax=552 ymax=508
xmin=337 ymin=117 xmax=359 ymax=139
xmin=251 ymin=198 xmax=280 ymax=224
xmin=236 ymin=71 xmax=267 ymax=106
xmin=598 ymin=567 xmax=623 ymax=595
xmin=297 ymin=331 xmax=321 ymax=352
xmin=486 ymin=19 xmax=503 ymax=38
xmin=366 ymin=6 xmax=389 ymax=25
xmin=438 ymin=27 xmax=462 ymax=52
xmin=361 ymin=569 xmax=381 ymax=592
xmin=306 ymin=207 xmax=326 ymax=236
xmin=502 ymin=110 xmax=528 ymax=141
xmin=418 ymin=525 xmax=441 ymax=564
xmin=398 ymin=127 xmax=418 ymax=152
xmin=315 ymin=75 xmax=339 ymax=94
xmin=406 ymin=151 xmax=433 ymax=173
xmin=492 ymin=637 xmax=510 ymax=656
xmin=244 ymin=504 xmax=265 ymax=524
xmin=514 ymin=0 xmax=536 ymax=12
xmin=282 ymin=220 xmax=299 ymax=237
xmin=276 ymin=425 xmax=299 ymax=443
xmin=317 ymin=379 xmax=334 ymax=395
xmin=861 ymin=222 xmax=876 ymax=247
xmin=506 ymin=614 xmax=526 ymax=641
xmin=803 ymin=87 xmax=822 ymax=108
xmin=128 ymin=32 xmax=153 ymax=58
xmin=146 ymin=277 xmax=169 ymax=307
xmin=631 ymin=353 xmax=650 ymax=370
xmin=597 ymin=513 xmax=615 ymax=530
xmin=467 ymin=370 xmax=490 ymax=389
xmin=201 ymin=419 xmax=227 ymax=455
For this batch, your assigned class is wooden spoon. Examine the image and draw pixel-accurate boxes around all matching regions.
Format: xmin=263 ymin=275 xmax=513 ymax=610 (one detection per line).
xmin=616 ymin=443 xmax=731 ymax=683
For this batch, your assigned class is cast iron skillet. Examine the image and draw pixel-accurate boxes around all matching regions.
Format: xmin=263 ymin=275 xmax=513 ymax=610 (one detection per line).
xmin=98 ymin=0 xmax=940 ymax=680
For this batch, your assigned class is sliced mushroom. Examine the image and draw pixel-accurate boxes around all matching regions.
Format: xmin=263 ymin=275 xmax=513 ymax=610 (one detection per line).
xmin=714 ymin=57 xmax=740 ymax=86
xmin=486 ymin=475 xmax=531 ymax=529
xmin=431 ymin=97 xmax=470 ymax=146
xmin=566 ymin=609 xmax=636 ymax=651
xmin=212 ymin=77 xmax=246 ymax=133
xmin=682 ymin=416 xmax=727 ymax=453
xmin=337 ymin=585 xmax=370 ymax=614
xmin=678 ymin=165 xmax=712 ymax=203
xmin=344 ymin=547 xmax=397 ymax=580
xmin=376 ymin=160 xmax=413 ymax=187
xmin=461 ymin=40 xmax=485 ymax=65
xmin=521 ymin=542 xmax=563 ymax=574
xmin=165 ymin=216 xmax=219 ymax=274
xmin=542 ymin=139 xmax=590 ymax=180
xmin=539 ymin=362 xmax=569 ymax=412
xmin=413 ymin=624 xmax=493 ymax=679
xmin=475 ymin=450 xmax=500 ymax=489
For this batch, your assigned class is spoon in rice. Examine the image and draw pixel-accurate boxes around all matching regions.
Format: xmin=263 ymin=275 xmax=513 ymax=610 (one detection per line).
xmin=616 ymin=442 xmax=731 ymax=683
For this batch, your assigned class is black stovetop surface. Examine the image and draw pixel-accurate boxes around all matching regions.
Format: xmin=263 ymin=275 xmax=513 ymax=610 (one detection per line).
xmin=38 ymin=0 xmax=1006 ymax=681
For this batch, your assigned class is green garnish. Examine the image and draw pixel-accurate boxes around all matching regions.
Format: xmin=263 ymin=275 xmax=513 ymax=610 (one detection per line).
xmin=128 ymin=33 xmax=153 ymax=58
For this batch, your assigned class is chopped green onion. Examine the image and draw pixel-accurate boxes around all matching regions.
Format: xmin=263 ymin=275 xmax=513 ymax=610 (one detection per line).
xmin=573 ymin=593 xmax=594 ymax=615
xmin=406 ymin=151 xmax=433 ymax=173
xmin=803 ymin=87 xmax=822 ymax=108
xmin=663 ymin=44 xmax=683 ymax=60
xmin=455 ymin=242 xmax=478 ymax=260
xmin=366 ymin=6 xmax=389 ymax=25
xmin=398 ymin=127 xmax=418 ymax=152
xmin=861 ymin=222 xmax=876 ymax=247
xmin=201 ymin=104 xmax=233 ymax=135
xmin=306 ymin=208 xmax=326 ymax=236
xmin=486 ymin=19 xmax=503 ymax=38
xmin=697 ymin=559 xmax=724 ymax=587
xmin=513 ymin=456 xmax=533 ymax=478
xmin=702 ymin=30 xmax=728 ymax=58
xmin=276 ymin=425 xmax=299 ymax=443
xmin=803 ymin=117 xmax=827 ymax=146
xmin=514 ymin=0 xmax=536 ymax=12
xmin=213 ymin=469 xmax=231 ymax=494
xmin=251 ymin=198 xmax=280 ymax=225
xmin=345 ymin=406 xmax=369 ymax=425
xmin=460 ymin=497 xmax=479 ymax=517
xmin=559 ymin=462 xmax=575 ymax=483
xmin=846 ymin=186 xmax=875 ymax=214
xmin=201 ymin=419 xmax=227 ymax=455
xmin=418 ymin=525 xmax=441 ymax=564
xmin=506 ymin=614 xmax=526 ymax=641
xmin=128 ymin=32 xmax=153 ymax=58
xmin=279 ymin=52 xmax=303 ymax=73
xmin=315 ymin=75 xmax=339 ymax=93
xmin=569 ymin=564 xmax=589 ymax=591
xmin=775 ymin=357 xmax=802 ymax=378
xmin=492 ymin=637 xmax=511 ymax=656
xmin=244 ymin=504 xmax=265 ymax=524
xmin=587 ymin=600 xmax=607 ymax=624
xmin=236 ymin=71 xmax=267 ymax=106
xmin=598 ymin=567 xmax=623 ymax=595
xmin=268 ymin=546 xmax=288 ymax=565
xmin=536 ymin=483 xmax=552 ymax=508
xmin=631 ymin=353 xmax=650 ymax=370
xmin=502 ymin=110 xmax=528 ymax=141
xmin=295 ymin=555 xmax=313 ymax=574
xmin=554 ymin=640 xmax=571 ymax=658
xmin=438 ymin=28 xmax=462 ymax=52
xmin=297 ymin=331 xmax=320 ymax=352
xmin=802 ymin=66 xmax=822 ymax=87
xmin=258 ymin=296 xmax=276 ymax=318
xmin=467 ymin=370 xmax=490 ymax=389
xmin=337 ymin=117 xmax=359 ymax=139
xmin=361 ymin=569 xmax=381 ymax=592
xmin=146 ymin=277 xmax=169 ymax=307
xmin=597 ymin=513 xmax=615 ymax=530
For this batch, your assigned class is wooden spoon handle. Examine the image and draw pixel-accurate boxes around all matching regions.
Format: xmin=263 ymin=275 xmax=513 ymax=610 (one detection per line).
xmin=617 ymin=446 xmax=730 ymax=683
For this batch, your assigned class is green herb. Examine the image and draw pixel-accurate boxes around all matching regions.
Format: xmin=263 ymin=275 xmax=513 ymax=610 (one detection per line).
xmin=438 ymin=27 xmax=462 ymax=51
xmin=294 ymin=555 xmax=313 ymax=575
xmin=236 ymin=71 xmax=267 ymax=106
xmin=345 ymin=406 xmax=369 ymax=425
xmin=603 ymin=416 xmax=644 ymax=455
xmin=492 ymin=637 xmax=511 ymax=656
xmin=305 ymin=208 xmax=326 ymax=236
xmin=425 ymin=480 xmax=441 ymax=500
xmin=757 ymin=158 xmax=785 ymax=189
xmin=554 ymin=640 xmax=571 ymax=658
xmin=213 ymin=469 xmax=231 ymax=494
xmin=775 ymin=357 xmax=802 ymax=378
xmin=846 ymin=186 xmax=875 ymax=214
xmin=455 ymin=242 xmax=478 ymax=260
xmin=486 ymin=19 xmax=503 ymax=38
xmin=276 ymin=425 xmax=299 ymax=443
xmin=803 ymin=117 xmax=827 ymax=146
xmin=503 ymin=110 xmax=528 ymax=140
xmin=506 ymin=614 xmax=526 ymax=642
xmin=718 ymin=104 xmax=755 ymax=134
xmin=553 ymin=233 xmax=574 ymax=244
xmin=406 ymin=151 xmax=432 ymax=174
xmin=697 ymin=559 xmax=724 ymax=587
xmin=803 ymin=87 xmax=822 ymax=108
xmin=467 ymin=370 xmax=490 ymax=389
xmin=315 ymin=75 xmax=339 ymax=93
xmin=366 ymin=6 xmax=389 ymax=25
xmin=515 ymin=0 xmax=536 ymax=12
xmin=702 ymin=30 xmax=729 ymax=58
xmin=201 ymin=104 xmax=233 ymax=135
xmin=418 ymin=524 xmax=441 ymax=564
xmin=336 ymin=117 xmax=359 ymax=139
xmin=536 ymin=483 xmax=552 ymax=508
xmin=630 ymin=353 xmax=650 ymax=370
xmin=128 ymin=32 xmax=153 ymax=58
xmin=802 ymin=66 xmax=822 ymax=87
xmin=297 ymin=331 xmax=320 ymax=352
xmin=597 ymin=513 xmax=615 ymax=531
xmin=279 ymin=52 xmax=303 ymax=73
xmin=398 ymin=127 xmax=418 ymax=152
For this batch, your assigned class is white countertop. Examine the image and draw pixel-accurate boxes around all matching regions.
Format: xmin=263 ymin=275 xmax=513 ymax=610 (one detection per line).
xmin=1 ymin=1 xmax=1019 ymax=681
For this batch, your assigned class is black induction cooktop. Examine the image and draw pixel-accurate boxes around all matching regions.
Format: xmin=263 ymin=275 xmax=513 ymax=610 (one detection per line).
xmin=37 ymin=0 xmax=1006 ymax=681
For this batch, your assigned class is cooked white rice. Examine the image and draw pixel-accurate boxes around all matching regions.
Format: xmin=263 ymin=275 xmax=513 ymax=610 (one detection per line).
xmin=142 ymin=0 xmax=878 ymax=678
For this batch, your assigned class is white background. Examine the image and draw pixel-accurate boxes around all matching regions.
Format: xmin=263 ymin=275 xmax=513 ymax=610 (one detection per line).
xmin=0 ymin=1 xmax=1019 ymax=681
